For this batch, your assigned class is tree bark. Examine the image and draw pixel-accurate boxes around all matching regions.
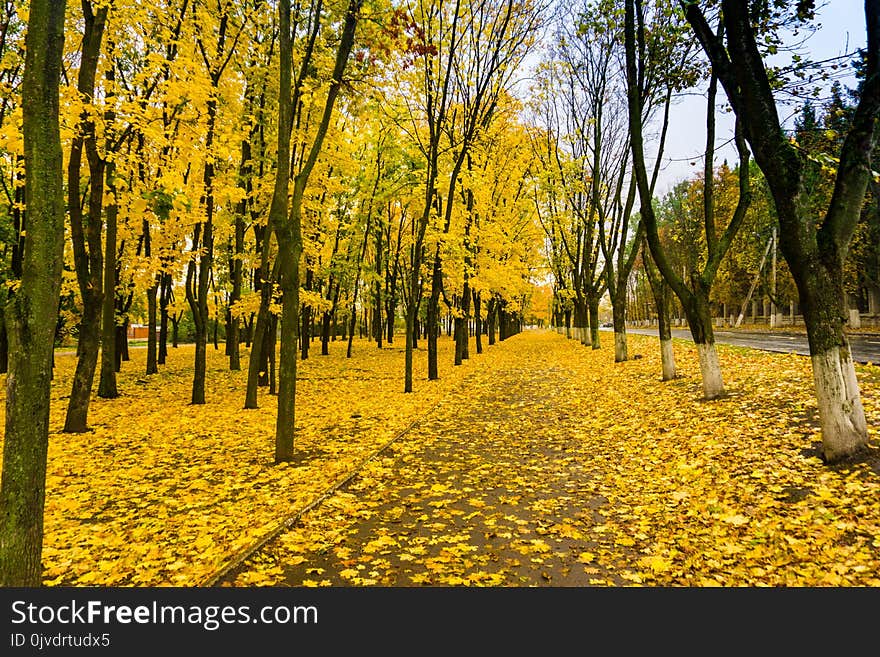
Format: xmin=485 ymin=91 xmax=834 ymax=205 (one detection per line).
xmin=146 ymin=282 xmax=158 ymax=374
xmin=644 ymin=247 xmax=676 ymax=381
xmin=588 ymin=297 xmax=600 ymax=349
xmin=158 ymin=272 xmax=170 ymax=364
xmin=301 ymin=268 xmax=312 ymax=360
xmin=97 ymin=66 xmax=118 ymax=399
xmin=245 ymin=250 xmax=278 ymax=408
xmin=0 ymin=0 xmax=67 ymax=586
xmin=97 ymin=156 xmax=118 ymax=398
xmin=473 ymin=290 xmax=482 ymax=354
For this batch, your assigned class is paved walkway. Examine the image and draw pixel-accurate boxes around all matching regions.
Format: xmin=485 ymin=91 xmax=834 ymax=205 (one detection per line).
xmin=221 ymin=331 xmax=641 ymax=586
xmin=218 ymin=329 xmax=880 ymax=587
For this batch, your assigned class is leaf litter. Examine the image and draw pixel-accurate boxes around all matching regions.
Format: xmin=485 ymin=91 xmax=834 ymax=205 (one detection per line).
xmin=222 ymin=331 xmax=880 ymax=587
xmin=3 ymin=330 xmax=878 ymax=586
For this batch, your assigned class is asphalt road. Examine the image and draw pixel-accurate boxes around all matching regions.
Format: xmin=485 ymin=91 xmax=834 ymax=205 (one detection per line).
xmin=620 ymin=327 xmax=880 ymax=364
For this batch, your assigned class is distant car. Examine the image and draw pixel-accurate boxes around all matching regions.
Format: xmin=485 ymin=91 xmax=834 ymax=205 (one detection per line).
xmin=601 ymin=322 xmax=613 ymax=327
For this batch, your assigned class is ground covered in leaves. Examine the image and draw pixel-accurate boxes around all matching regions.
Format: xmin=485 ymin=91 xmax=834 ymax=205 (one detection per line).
xmin=3 ymin=330 xmax=879 ymax=586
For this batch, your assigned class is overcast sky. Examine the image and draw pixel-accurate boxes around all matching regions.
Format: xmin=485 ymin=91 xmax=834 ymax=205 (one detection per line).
xmin=653 ymin=0 xmax=869 ymax=195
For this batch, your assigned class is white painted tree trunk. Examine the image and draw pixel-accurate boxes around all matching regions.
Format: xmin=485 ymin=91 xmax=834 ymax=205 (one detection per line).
xmin=811 ymin=347 xmax=868 ymax=462
xmin=614 ymin=331 xmax=627 ymax=362
xmin=581 ymin=326 xmax=591 ymax=347
xmin=660 ymin=338 xmax=676 ymax=381
xmin=696 ymin=342 xmax=724 ymax=399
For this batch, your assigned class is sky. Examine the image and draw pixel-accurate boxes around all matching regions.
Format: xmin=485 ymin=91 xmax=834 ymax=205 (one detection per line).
xmin=654 ymin=0 xmax=869 ymax=195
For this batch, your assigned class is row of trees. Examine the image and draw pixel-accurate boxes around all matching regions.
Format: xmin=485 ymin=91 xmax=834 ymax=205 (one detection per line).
xmin=537 ymin=0 xmax=878 ymax=463
xmin=0 ymin=0 xmax=548 ymax=585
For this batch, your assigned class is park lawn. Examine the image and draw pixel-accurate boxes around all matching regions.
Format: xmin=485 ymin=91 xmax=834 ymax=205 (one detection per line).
xmin=0 ymin=330 xmax=878 ymax=586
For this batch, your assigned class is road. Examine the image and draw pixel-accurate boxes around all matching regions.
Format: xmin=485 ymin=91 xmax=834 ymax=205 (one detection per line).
xmin=619 ymin=327 xmax=880 ymax=364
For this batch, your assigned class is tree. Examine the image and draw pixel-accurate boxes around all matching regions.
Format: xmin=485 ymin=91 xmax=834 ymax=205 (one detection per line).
xmin=63 ymin=0 xmax=110 ymax=432
xmin=640 ymin=242 xmax=676 ymax=379
xmin=390 ymin=0 xmax=461 ymax=393
xmin=0 ymin=0 xmax=67 ymax=586
xmin=682 ymin=0 xmax=879 ymax=462
xmin=0 ymin=2 xmax=28 ymax=376
xmin=271 ymin=0 xmax=363 ymax=462
xmin=626 ymin=0 xmax=750 ymax=400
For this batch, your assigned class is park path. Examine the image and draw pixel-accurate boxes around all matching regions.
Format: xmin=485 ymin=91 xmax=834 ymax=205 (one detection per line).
xmin=218 ymin=329 xmax=880 ymax=587
xmin=219 ymin=330 xmax=653 ymax=587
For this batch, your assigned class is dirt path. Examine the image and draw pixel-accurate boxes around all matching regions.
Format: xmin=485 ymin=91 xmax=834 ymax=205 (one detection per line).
xmin=219 ymin=331 xmax=651 ymax=587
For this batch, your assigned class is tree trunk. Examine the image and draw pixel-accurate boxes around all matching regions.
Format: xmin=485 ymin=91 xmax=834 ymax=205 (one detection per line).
xmin=612 ymin=288 xmax=628 ymax=363
xmin=385 ymin=275 xmax=396 ymax=344
xmin=455 ymin=281 xmax=471 ymax=365
xmin=487 ymin=298 xmax=496 ymax=346
xmin=118 ymin=313 xmax=129 ymax=364
xmin=321 ymin=281 xmax=338 ymax=356
xmin=171 ymin=313 xmax=180 ymax=348
xmin=63 ymin=0 xmax=108 ymax=431
xmin=695 ymin=341 xmax=724 ymax=400
xmin=0 ymin=320 xmax=8 ymax=374
xmin=186 ymin=92 xmax=217 ymax=405
xmin=244 ymin=313 xmax=254 ymax=347
xmin=682 ymin=0 xmax=878 ymax=461
xmin=0 ymin=0 xmax=67 ymax=586
xmin=301 ymin=269 xmax=312 ymax=360
xmin=146 ymin=283 xmax=158 ymax=374
xmin=274 ymin=229 xmax=300 ymax=461
xmin=271 ymin=0 xmax=360 ymax=460
xmin=97 ymin=156 xmax=118 ymax=398
xmin=64 ymin=302 xmax=101 ymax=432
xmin=246 ymin=240 xmax=279 ymax=407
xmin=374 ymin=229 xmax=383 ymax=348
xmin=588 ymin=298 xmax=600 ymax=349
xmin=645 ymin=250 xmax=676 ymax=381
xmin=473 ymin=290 xmax=482 ymax=355
xmin=347 ymin=310 xmax=356 ymax=358
xmin=685 ymin=291 xmax=723 ymax=399
xmin=321 ymin=309 xmax=332 ymax=355
xmin=798 ymin=265 xmax=868 ymax=460
xmin=258 ymin=307 xmax=274 ymax=387
xmin=228 ymin=136 xmax=250 ymax=372
xmin=811 ymin=346 xmax=867 ymax=459
xmin=427 ymin=266 xmax=440 ymax=380
xmin=158 ymin=273 xmax=170 ymax=364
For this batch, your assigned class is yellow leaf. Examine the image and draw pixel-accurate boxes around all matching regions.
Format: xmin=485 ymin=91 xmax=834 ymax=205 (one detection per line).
xmin=721 ymin=514 xmax=750 ymax=526
xmin=640 ymin=555 xmax=671 ymax=573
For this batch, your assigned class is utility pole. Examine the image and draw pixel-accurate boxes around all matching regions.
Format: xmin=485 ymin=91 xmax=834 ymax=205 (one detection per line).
xmin=735 ymin=232 xmax=774 ymax=327
xmin=770 ymin=225 xmax=777 ymax=328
